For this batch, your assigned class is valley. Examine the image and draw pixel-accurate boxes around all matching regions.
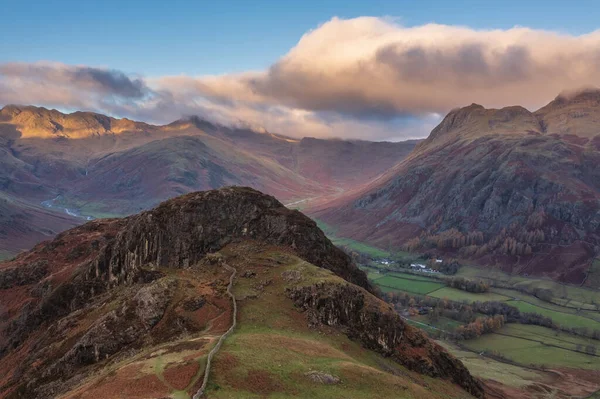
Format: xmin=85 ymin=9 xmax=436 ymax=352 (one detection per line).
xmin=3 ymin=5 xmax=600 ymax=399
xmin=323 ymin=230 xmax=600 ymax=398
xmin=311 ymin=90 xmax=600 ymax=287
xmin=0 ymin=104 xmax=416 ymax=255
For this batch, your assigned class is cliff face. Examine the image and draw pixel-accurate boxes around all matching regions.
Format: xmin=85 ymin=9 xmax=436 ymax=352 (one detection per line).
xmin=287 ymin=282 xmax=485 ymax=398
xmin=88 ymin=186 xmax=369 ymax=290
xmin=1 ymin=187 xmax=370 ymax=358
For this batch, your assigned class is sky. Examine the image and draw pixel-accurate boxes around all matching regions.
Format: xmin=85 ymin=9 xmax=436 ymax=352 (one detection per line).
xmin=1 ymin=0 xmax=600 ymax=140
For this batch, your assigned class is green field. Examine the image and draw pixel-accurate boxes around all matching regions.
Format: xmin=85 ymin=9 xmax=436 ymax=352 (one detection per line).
xmin=412 ymin=315 xmax=463 ymax=331
xmin=463 ymin=335 xmax=600 ymax=369
xmin=314 ymin=220 xmax=393 ymax=258
xmin=500 ymin=324 xmax=599 ymax=353
xmin=463 ymin=325 xmax=600 ymax=369
xmin=428 ymin=287 xmax=511 ymax=303
xmin=457 ymin=266 xmax=600 ymax=309
xmin=387 ymin=271 xmax=442 ymax=282
xmin=375 ymin=275 xmax=445 ymax=295
xmin=506 ymin=300 xmax=600 ymax=331
xmin=493 ymin=287 xmax=600 ymax=322
xmin=438 ymin=341 xmax=546 ymax=388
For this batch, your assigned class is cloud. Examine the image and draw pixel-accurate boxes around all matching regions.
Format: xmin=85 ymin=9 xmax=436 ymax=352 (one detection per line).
xmin=0 ymin=62 xmax=153 ymax=113
xmin=166 ymin=17 xmax=600 ymax=121
xmin=2 ymin=17 xmax=600 ymax=140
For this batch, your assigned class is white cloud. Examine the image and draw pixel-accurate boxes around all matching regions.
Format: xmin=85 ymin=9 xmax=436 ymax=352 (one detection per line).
xmin=2 ymin=17 xmax=600 ymax=140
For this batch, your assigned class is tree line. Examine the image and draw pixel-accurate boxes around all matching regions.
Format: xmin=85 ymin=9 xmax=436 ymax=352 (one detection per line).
xmin=385 ymin=291 xmax=600 ymax=342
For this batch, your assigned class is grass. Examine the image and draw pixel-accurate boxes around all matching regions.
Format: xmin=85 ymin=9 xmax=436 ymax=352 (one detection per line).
xmin=462 ymin=325 xmax=600 ymax=370
xmin=428 ymin=287 xmax=511 ymax=303
xmin=493 ymin=287 xmax=600 ymax=322
xmin=314 ymin=219 xmax=393 ymax=258
xmin=506 ymin=300 xmax=600 ymax=330
xmin=457 ymin=266 xmax=600 ymax=309
xmin=374 ymin=275 xmax=445 ymax=295
xmin=500 ymin=324 xmax=599 ymax=353
xmin=204 ymin=247 xmax=473 ymax=399
xmin=438 ymin=341 xmax=545 ymax=388
xmin=412 ymin=315 xmax=463 ymax=331
xmin=387 ymin=271 xmax=442 ymax=282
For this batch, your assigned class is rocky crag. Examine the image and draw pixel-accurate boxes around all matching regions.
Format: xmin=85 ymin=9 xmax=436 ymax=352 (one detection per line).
xmin=0 ymin=187 xmax=482 ymax=398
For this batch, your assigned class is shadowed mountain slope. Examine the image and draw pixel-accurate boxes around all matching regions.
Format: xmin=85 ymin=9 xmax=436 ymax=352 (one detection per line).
xmin=312 ymin=90 xmax=600 ymax=285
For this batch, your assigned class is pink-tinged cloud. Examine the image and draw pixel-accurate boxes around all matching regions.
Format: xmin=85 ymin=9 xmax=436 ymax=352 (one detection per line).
xmin=2 ymin=18 xmax=600 ymax=140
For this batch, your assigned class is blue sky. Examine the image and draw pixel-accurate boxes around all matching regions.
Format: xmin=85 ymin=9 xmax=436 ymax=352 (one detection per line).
xmin=2 ymin=0 xmax=599 ymax=77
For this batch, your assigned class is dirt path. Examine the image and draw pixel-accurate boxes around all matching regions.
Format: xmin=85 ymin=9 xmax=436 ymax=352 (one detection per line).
xmin=192 ymin=263 xmax=237 ymax=399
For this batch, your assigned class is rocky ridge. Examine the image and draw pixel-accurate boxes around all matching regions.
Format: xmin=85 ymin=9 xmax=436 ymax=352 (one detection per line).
xmin=0 ymin=187 xmax=482 ymax=398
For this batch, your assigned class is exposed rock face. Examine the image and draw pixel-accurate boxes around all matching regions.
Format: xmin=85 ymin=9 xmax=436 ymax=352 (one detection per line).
xmin=89 ymin=187 xmax=369 ymax=290
xmin=1 ymin=187 xmax=370 ymax=359
xmin=288 ymin=282 xmax=485 ymax=398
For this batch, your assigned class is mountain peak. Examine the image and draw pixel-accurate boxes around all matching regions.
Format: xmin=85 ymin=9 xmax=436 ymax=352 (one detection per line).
xmin=422 ymin=102 xmax=538 ymax=149
xmin=535 ymin=87 xmax=600 ymax=138
xmin=553 ymin=87 xmax=600 ymax=104
xmin=0 ymin=104 xmax=152 ymax=138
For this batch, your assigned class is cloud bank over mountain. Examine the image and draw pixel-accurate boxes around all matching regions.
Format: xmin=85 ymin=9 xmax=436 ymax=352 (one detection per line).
xmin=2 ymin=17 xmax=600 ymax=140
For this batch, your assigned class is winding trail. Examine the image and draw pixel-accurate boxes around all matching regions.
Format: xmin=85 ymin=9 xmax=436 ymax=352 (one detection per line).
xmin=192 ymin=263 xmax=238 ymax=399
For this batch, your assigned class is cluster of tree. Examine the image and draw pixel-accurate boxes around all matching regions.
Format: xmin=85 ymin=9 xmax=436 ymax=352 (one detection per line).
xmin=404 ymin=229 xmax=485 ymax=252
xmin=385 ymin=291 xmax=600 ymax=341
xmin=403 ymin=220 xmax=551 ymax=260
xmin=446 ymin=277 xmax=489 ymax=293
xmin=435 ymin=261 xmax=460 ymax=275
xmin=526 ymin=211 xmax=547 ymax=229
xmin=498 ymin=237 xmax=533 ymax=256
xmin=455 ymin=315 xmax=506 ymax=340
xmin=564 ymin=327 xmax=600 ymax=341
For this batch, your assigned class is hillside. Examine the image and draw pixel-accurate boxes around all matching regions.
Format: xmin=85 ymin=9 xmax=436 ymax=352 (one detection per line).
xmin=0 ymin=105 xmax=417 ymax=253
xmin=0 ymin=192 xmax=79 ymax=258
xmin=311 ymin=89 xmax=600 ymax=285
xmin=0 ymin=187 xmax=482 ymax=399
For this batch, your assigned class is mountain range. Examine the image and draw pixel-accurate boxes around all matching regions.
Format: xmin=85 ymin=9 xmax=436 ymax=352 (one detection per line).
xmin=0 ymin=105 xmax=417 ymax=256
xmin=2 ymin=89 xmax=600 ymax=286
xmin=311 ymin=89 xmax=600 ymax=286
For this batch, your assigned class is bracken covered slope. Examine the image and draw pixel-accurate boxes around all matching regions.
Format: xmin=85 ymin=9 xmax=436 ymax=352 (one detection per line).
xmin=312 ymin=90 xmax=600 ymax=285
xmin=0 ymin=105 xmax=417 ymax=253
xmin=0 ymin=187 xmax=483 ymax=399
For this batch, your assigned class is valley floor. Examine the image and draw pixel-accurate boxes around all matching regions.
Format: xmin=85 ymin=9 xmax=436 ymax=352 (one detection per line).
xmin=316 ymin=224 xmax=600 ymax=399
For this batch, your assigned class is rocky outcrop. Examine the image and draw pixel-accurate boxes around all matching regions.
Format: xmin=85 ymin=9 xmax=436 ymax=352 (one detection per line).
xmin=85 ymin=187 xmax=369 ymax=291
xmin=0 ymin=260 xmax=48 ymax=289
xmin=1 ymin=187 xmax=370 ymax=358
xmin=288 ymin=282 xmax=485 ymax=398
